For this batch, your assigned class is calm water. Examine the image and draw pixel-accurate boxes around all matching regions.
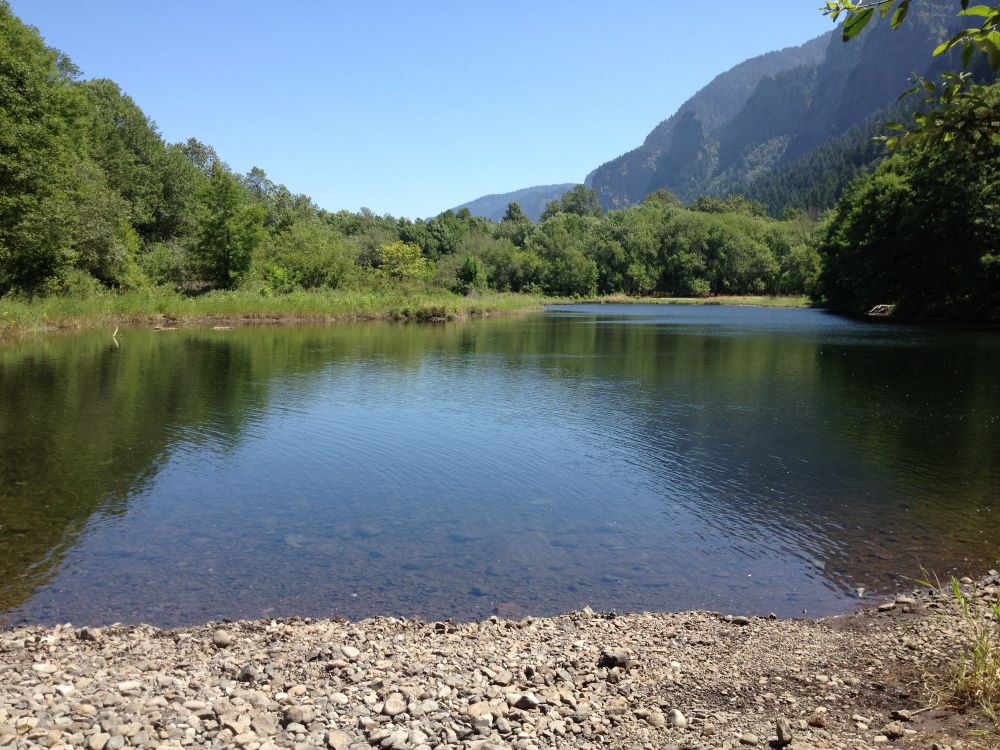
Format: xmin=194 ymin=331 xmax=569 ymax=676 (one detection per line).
xmin=1 ymin=305 xmax=998 ymax=627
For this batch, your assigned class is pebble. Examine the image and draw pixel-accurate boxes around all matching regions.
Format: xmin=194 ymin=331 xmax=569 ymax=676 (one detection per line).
xmin=667 ymin=708 xmax=687 ymax=728
xmin=775 ymin=717 xmax=794 ymax=746
xmin=0 ymin=583 xmax=976 ymax=750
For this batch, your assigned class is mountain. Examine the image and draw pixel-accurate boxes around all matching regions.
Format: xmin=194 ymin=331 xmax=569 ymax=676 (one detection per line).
xmin=587 ymin=0 xmax=975 ymax=212
xmin=584 ymin=32 xmax=833 ymax=210
xmin=450 ymin=183 xmax=575 ymax=222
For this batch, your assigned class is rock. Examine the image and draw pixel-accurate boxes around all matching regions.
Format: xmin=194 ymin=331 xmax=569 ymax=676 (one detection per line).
xmin=775 ymin=717 xmax=794 ymax=746
xmin=283 ymin=705 xmax=315 ymax=726
xmin=326 ymin=729 xmax=352 ymax=750
xmin=514 ymin=692 xmax=541 ymax=710
xmin=213 ymin=629 xmax=233 ymax=648
xmin=382 ymin=695 xmax=407 ymax=717
xmin=666 ymin=708 xmax=687 ymax=728
xmin=597 ymin=650 xmax=629 ymax=669
xmin=237 ymin=665 xmax=259 ymax=683
xmin=883 ymin=721 xmax=907 ymax=740
xmin=77 ymin=627 xmax=101 ymax=642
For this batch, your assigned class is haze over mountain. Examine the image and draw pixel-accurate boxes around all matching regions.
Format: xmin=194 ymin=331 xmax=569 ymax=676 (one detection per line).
xmin=454 ymin=0 xmax=985 ymax=218
xmin=450 ymin=184 xmax=575 ymax=223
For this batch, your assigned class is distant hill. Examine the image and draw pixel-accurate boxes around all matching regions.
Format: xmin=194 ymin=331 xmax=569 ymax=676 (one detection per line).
xmin=450 ymin=183 xmax=575 ymax=223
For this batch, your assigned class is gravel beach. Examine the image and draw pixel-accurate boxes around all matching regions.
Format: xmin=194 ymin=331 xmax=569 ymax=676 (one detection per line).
xmin=2 ymin=575 xmax=996 ymax=750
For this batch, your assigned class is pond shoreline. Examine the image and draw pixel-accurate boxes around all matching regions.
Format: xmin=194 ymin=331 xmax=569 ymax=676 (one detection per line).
xmin=1 ymin=576 xmax=992 ymax=750
xmin=0 ymin=292 xmax=813 ymax=339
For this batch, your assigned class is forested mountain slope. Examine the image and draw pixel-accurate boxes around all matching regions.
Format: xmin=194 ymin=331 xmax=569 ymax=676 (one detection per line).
xmin=585 ymin=0 xmax=978 ymax=213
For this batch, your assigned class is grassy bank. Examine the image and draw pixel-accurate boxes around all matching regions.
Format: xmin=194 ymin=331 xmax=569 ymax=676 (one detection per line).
xmin=588 ymin=293 xmax=813 ymax=308
xmin=0 ymin=288 xmax=549 ymax=338
xmin=0 ymin=289 xmax=818 ymax=338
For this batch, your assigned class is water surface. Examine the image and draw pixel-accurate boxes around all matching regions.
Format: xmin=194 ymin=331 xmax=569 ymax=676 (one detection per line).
xmin=1 ymin=305 xmax=998 ymax=626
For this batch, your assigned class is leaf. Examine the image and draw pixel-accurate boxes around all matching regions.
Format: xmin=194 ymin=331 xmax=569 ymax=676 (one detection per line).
xmin=891 ymin=1 xmax=909 ymax=28
xmin=843 ymin=8 xmax=875 ymax=41
xmin=958 ymin=5 xmax=994 ymax=16
xmin=963 ymin=42 xmax=975 ymax=66
xmin=985 ymin=33 xmax=1000 ymax=69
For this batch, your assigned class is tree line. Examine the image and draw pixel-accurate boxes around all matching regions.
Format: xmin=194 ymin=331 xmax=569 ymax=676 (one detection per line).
xmin=1 ymin=2 xmax=996 ymax=319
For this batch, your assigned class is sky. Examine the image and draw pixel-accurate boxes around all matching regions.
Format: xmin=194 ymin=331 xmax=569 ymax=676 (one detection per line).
xmin=10 ymin=1 xmax=833 ymax=219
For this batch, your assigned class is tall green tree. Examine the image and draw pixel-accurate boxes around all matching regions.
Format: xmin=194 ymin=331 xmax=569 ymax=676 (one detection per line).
xmin=194 ymin=169 xmax=265 ymax=288
xmin=540 ymin=185 xmax=603 ymax=220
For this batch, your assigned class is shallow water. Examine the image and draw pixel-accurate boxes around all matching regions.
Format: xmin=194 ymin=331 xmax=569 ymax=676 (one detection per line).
xmin=1 ymin=305 xmax=998 ymax=627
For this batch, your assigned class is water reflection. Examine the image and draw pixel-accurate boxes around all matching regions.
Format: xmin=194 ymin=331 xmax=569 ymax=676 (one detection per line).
xmin=1 ymin=306 xmax=998 ymax=627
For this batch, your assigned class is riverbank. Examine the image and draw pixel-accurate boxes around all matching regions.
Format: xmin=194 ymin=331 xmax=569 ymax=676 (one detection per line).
xmin=0 ymin=290 xmax=815 ymax=339
xmin=586 ymin=294 xmax=812 ymax=308
xmin=1 ymin=578 xmax=993 ymax=750
xmin=0 ymin=290 xmax=549 ymax=338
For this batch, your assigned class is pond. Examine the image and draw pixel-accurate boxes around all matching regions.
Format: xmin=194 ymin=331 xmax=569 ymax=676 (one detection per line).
xmin=1 ymin=304 xmax=998 ymax=627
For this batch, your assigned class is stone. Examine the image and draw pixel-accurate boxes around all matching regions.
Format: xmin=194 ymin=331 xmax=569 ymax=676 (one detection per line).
xmin=78 ymin=627 xmax=101 ymax=642
xmin=283 ymin=705 xmax=315 ymax=726
xmin=514 ymin=692 xmax=541 ymax=710
xmin=326 ymin=729 xmax=352 ymax=750
xmin=597 ymin=651 xmax=629 ymax=669
xmin=382 ymin=695 xmax=407 ymax=717
xmin=213 ymin=629 xmax=233 ymax=648
xmin=237 ymin=665 xmax=260 ymax=683
xmin=883 ymin=721 xmax=907 ymax=740
xmin=666 ymin=709 xmax=687 ymax=728
xmin=775 ymin=717 xmax=794 ymax=746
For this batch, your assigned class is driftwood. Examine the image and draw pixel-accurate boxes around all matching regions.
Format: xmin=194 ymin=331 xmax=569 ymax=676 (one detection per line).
xmin=867 ymin=304 xmax=895 ymax=317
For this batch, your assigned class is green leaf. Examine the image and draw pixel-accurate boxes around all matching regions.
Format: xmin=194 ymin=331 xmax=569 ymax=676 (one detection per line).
xmin=963 ymin=42 xmax=975 ymax=66
xmin=985 ymin=32 xmax=1000 ymax=68
xmin=958 ymin=5 xmax=993 ymax=16
xmin=843 ymin=8 xmax=875 ymax=41
xmin=891 ymin=1 xmax=909 ymax=28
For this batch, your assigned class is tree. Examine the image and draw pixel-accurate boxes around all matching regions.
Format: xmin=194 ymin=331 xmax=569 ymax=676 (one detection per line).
xmin=817 ymin=83 xmax=1000 ymax=319
xmin=540 ymin=185 xmax=603 ymax=220
xmin=502 ymin=202 xmax=528 ymax=223
xmin=194 ymin=169 xmax=264 ymax=288
xmin=376 ymin=241 xmax=429 ymax=281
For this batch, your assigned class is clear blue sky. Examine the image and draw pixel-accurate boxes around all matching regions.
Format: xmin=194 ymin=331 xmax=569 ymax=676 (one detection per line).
xmin=11 ymin=1 xmax=833 ymax=219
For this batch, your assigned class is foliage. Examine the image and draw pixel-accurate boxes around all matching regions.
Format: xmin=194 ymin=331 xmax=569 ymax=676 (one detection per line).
xmin=540 ymin=185 xmax=603 ymax=220
xmin=817 ymin=85 xmax=1000 ymax=320
xmin=824 ymin=0 xmax=1000 ymax=147
xmin=375 ymin=241 xmax=429 ymax=282
xmin=194 ymin=169 xmax=265 ymax=288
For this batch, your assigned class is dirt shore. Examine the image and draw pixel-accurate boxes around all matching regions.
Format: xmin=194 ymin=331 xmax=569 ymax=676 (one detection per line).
xmin=1 ymin=577 xmax=994 ymax=750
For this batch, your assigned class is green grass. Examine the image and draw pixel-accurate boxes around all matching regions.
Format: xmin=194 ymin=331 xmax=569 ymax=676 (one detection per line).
xmin=918 ymin=572 xmax=1000 ymax=729
xmin=586 ymin=293 xmax=814 ymax=308
xmin=0 ymin=288 xmax=818 ymax=338
xmin=0 ymin=287 xmax=549 ymax=338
